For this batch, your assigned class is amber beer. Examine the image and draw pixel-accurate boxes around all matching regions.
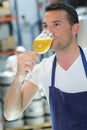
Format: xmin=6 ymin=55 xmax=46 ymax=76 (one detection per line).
xmin=33 ymin=30 xmax=53 ymax=54
xmin=33 ymin=38 xmax=53 ymax=54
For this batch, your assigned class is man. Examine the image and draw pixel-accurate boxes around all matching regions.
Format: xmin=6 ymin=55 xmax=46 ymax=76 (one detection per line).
xmin=5 ymin=46 xmax=26 ymax=72
xmin=4 ymin=2 xmax=87 ymax=130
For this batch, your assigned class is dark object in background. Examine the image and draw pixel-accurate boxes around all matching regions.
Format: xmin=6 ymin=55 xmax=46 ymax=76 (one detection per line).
xmin=70 ymin=0 xmax=87 ymax=8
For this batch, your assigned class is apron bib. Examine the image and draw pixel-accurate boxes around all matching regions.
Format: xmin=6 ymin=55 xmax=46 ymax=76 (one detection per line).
xmin=49 ymin=46 xmax=87 ymax=130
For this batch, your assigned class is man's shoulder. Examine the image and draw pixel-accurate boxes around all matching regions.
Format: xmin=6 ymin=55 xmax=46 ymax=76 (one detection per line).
xmin=41 ymin=54 xmax=55 ymax=64
xmin=83 ymin=47 xmax=87 ymax=54
xmin=36 ymin=54 xmax=55 ymax=69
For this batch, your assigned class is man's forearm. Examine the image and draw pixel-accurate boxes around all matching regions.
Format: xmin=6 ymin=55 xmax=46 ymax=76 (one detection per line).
xmin=4 ymin=75 xmax=24 ymax=121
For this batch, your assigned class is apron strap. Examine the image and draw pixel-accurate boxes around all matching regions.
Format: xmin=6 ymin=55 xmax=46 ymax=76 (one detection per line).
xmin=79 ymin=46 xmax=87 ymax=77
xmin=51 ymin=56 xmax=56 ymax=87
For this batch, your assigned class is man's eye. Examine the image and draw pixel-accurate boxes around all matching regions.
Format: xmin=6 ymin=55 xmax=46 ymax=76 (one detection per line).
xmin=54 ymin=22 xmax=60 ymax=26
xmin=42 ymin=24 xmax=47 ymax=28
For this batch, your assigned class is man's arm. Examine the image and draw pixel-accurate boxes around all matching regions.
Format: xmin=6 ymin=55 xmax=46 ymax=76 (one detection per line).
xmin=4 ymin=52 xmax=39 ymax=121
xmin=4 ymin=76 xmax=38 ymax=121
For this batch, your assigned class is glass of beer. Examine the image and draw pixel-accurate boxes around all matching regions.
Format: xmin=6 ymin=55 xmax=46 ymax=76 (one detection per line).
xmin=33 ymin=30 xmax=53 ymax=54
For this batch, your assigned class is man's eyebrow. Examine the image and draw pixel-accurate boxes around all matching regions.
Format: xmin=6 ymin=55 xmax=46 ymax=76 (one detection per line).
xmin=51 ymin=20 xmax=61 ymax=23
xmin=42 ymin=20 xmax=61 ymax=24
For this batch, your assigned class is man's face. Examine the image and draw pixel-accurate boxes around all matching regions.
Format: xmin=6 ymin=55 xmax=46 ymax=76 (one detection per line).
xmin=42 ymin=10 xmax=76 ymax=51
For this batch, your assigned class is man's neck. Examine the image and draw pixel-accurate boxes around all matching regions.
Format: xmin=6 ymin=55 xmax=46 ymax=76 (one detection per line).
xmin=56 ymin=45 xmax=80 ymax=70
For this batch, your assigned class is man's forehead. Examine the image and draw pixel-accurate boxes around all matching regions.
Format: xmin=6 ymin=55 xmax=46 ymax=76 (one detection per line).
xmin=43 ymin=10 xmax=68 ymax=23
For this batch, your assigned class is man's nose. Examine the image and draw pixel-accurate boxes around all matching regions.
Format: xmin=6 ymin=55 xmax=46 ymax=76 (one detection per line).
xmin=46 ymin=25 xmax=54 ymax=33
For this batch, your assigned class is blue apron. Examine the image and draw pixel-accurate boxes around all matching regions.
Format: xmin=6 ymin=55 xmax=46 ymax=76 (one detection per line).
xmin=49 ymin=46 xmax=87 ymax=130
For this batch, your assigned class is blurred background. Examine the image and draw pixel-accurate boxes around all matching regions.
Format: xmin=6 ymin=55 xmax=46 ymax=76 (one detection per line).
xmin=0 ymin=0 xmax=87 ymax=130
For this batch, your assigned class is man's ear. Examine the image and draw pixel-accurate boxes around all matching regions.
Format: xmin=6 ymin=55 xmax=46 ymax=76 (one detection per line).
xmin=72 ymin=23 xmax=80 ymax=35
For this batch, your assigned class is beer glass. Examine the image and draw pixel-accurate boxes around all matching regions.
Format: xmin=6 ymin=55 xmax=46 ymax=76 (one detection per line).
xmin=23 ymin=30 xmax=53 ymax=77
xmin=33 ymin=30 xmax=53 ymax=54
